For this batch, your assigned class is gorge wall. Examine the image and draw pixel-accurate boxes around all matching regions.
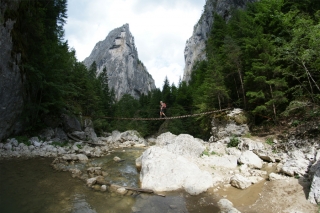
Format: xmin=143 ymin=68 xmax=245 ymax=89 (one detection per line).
xmin=182 ymin=0 xmax=258 ymax=82
xmin=0 ymin=0 xmax=25 ymax=141
xmin=83 ymin=24 xmax=156 ymax=100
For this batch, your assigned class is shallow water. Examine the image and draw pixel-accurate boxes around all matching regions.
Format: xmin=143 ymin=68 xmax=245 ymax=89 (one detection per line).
xmin=0 ymin=148 xmax=221 ymax=213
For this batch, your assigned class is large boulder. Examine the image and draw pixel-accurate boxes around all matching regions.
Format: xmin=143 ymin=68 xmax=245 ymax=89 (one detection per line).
xmin=308 ymin=160 xmax=320 ymax=204
xmin=230 ymin=174 xmax=252 ymax=189
xmin=105 ymin=130 xmax=146 ymax=145
xmin=61 ymin=114 xmax=81 ymax=133
xmin=163 ymin=134 xmax=205 ymax=159
xmin=155 ymin=132 xmax=177 ymax=147
xmin=281 ymin=150 xmax=310 ymax=177
xmin=238 ymin=150 xmax=263 ymax=169
xmin=210 ymin=109 xmax=249 ymax=142
xmin=139 ymin=146 xmax=213 ymax=195
xmin=238 ymin=138 xmax=266 ymax=151
xmin=201 ymin=155 xmax=238 ymax=169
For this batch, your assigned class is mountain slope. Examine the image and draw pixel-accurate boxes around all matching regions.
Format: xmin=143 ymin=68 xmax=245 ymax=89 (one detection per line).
xmin=83 ymin=24 xmax=156 ymax=100
xmin=183 ymin=0 xmax=258 ymax=82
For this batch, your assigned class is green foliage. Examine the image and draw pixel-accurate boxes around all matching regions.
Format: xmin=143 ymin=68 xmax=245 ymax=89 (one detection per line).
xmin=76 ymin=144 xmax=82 ymax=149
xmin=265 ymin=137 xmax=274 ymax=145
xmin=243 ymin=133 xmax=252 ymax=138
xmin=51 ymin=141 xmax=68 ymax=147
xmin=201 ymin=148 xmax=217 ymax=157
xmin=15 ymin=136 xmax=31 ymax=146
xmin=5 ymin=0 xmax=320 ymax=139
xmin=228 ymin=136 xmax=240 ymax=148
xmin=291 ymin=120 xmax=300 ymax=127
xmin=201 ymin=149 xmax=210 ymax=156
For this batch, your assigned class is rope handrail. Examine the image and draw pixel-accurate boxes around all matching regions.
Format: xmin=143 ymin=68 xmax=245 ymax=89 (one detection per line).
xmin=100 ymin=108 xmax=231 ymax=121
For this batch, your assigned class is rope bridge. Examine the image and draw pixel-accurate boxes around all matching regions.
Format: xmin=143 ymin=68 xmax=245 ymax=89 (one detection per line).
xmin=101 ymin=108 xmax=231 ymax=121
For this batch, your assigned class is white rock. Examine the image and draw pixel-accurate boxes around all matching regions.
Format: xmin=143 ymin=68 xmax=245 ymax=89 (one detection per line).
xmin=28 ymin=145 xmax=35 ymax=151
xmin=116 ymin=187 xmax=127 ymax=195
xmin=226 ymin=147 xmax=242 ymax=158
xmin=281 ymin=158 xmax=309 ymax=177
xmin=217 ymin=199 xmax=241 ymax=213
xmin=247 ymin=176 xmax=264 ymax=184
xmin=113 ymin=156 xmax=122 ymax=162
xmin=208 ymin=142 xmax=227 ymax=155
xmin=101 ymin=185 xmax=107 ymax=192
xmin=238 ymin=138 xmax=265 ymax=151
xmin=269 ymin=173 xmax=288 ymax=181
xmin=86 ymin=177 xmax=97 ymax=187
xmin=253 ymin=149 xmax=276 ymax=162
xmin=230 ymin=174 xmax=252 ymax=189
xmin=29 ymin=137 xmax=39 ymax=143
xmin=238 ymin=150 xmax=263 ymax=169
xmin=155 ymin=132 xmax=177 ymax=147
xmin=10 ymin=139 xmax=19 ymax=147
xmin=33 ymin=141 xmax=41 ymax=147
xmin=77 ymin=154 xmax=88 ymax=162
xmin=164 ymin=134 xmax=205 ymax=159
xmin=3 ymin=143 xmax=12 ymax=150
xmin=140 ymin=146 xmax=213 ymax=195
xmin=202 ymin=155 xmax=238 ymax=168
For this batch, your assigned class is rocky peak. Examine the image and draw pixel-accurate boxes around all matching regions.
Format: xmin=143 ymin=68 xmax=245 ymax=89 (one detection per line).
xmin=83 ymin=24 xmax=156 ymax=100
xmin=182 ymin=0 xmax=258 ymax=83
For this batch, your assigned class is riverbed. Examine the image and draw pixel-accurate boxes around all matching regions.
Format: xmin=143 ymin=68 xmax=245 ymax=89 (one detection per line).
xmin=1 ymin=147 xmax=317 ymax=213
xmin=0 ymin=148 xmax=221 ymax=213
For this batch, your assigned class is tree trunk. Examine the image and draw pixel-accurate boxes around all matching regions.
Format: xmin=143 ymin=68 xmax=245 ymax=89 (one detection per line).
xmin=237 ymin=67 xmax=246 ymax=109
xmin=269 ymin=84 xmax=277 ymax=120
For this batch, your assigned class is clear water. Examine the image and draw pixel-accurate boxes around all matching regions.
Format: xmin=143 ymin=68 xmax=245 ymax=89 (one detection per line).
xmin=0 ymin=148 xmax=220 ymax=213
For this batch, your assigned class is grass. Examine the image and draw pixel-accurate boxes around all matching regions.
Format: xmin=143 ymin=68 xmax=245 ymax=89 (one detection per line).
xmin=201 ymin=149 xmax=219 ymax=157
xmin=243 ymin=133 xmax=252 ymax=138
xmin=76 ymin=144 xmax=83 ymax=149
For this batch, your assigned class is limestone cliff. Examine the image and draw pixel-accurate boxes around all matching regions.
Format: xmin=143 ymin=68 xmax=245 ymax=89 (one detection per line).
xmin=83 ymin=24 xmax=156 ymax=100
xmin=0 ymin=0 xmax=25 ymax=141
xmin=183 ymin=0 xmax=258 ymax=82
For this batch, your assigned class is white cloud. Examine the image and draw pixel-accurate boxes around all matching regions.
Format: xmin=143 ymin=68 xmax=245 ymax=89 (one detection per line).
xmin=64 ymin=0 xmax=205 ymax=88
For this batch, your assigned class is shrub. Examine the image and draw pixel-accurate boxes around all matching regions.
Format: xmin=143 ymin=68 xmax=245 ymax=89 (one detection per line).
xmin=227 ymin=136 xmax=239 ymax=148
xmin=266 ymin=137 xmax=274 ymax=145
xmin=15 ymin=136 xmax=31 ymax=146
xmin=291 ymin=120 xmax=300 ymax=127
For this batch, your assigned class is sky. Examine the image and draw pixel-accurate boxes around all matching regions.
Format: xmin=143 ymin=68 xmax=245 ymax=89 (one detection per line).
xmin=64 ymin=0 xmax=206 ymax=88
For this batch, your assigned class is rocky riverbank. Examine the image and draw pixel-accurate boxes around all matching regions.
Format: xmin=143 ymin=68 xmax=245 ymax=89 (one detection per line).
xmin=0 ymin=109 xmax=319 ymax=212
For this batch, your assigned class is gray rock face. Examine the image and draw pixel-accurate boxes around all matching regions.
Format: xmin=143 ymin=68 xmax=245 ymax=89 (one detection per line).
xmin=0 ymin=1 xmax=25 ymax=141
xmin=308 ymin=160 xmax=320 ymax=204
xmin=83 ymin=24 xmax=156 ymax=100
xmin=183 ymin=0 xmax=258 ymax=82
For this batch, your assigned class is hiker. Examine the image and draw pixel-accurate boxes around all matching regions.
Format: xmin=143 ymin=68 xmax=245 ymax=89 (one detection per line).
xmin=160 ymin=101 xmax=166 ymax=118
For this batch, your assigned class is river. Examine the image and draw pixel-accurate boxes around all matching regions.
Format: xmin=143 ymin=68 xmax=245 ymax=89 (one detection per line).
xmin=0 ymin=148 xmax=221 ymax=213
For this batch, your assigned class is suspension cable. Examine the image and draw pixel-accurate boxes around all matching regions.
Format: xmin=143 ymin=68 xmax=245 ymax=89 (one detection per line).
xmin=100 ymin=108 xmax=231 ymax=121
